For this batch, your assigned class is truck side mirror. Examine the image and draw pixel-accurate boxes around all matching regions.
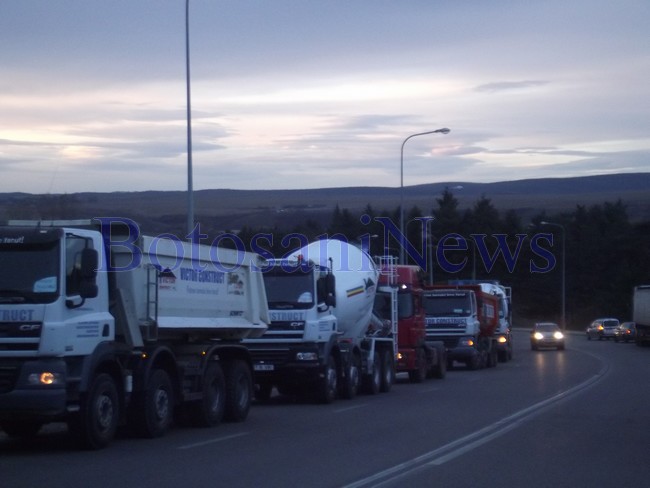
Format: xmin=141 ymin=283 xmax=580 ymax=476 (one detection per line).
xmin=325 ymin=273 xmax=336 ymax=307
xmin=79 ymin=248 xmax=98 ymax=299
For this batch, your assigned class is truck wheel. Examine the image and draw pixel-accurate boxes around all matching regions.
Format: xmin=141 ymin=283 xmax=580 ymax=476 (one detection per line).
xmin=70 ymin=373 xmax=119 ymax=449
xmin=380 ymin=349 xmax=394 ymax=393
xmin=1 ymin=420 xmax=43 ymax=438
xmin=430 ymin=352 xmax=447 ymax=380
xmin=426 ymin=344 xmax=446 ymax=379
xmin=339 ymin=355 xmax=360 ymax=400
xmin=408 ymin=348 xmax=426 ymax=383
xmin=224 ymin=360 xmax=253 ymax=422
xmin=317 ymin=355 xmax=338 ymax=404
xmin=136 ymin=369 xmax=174 ymax=438
xmin=362 ymin=355 xmax=381 ymax=395
xmin=191 ymin=363 xmax=226 ymax=427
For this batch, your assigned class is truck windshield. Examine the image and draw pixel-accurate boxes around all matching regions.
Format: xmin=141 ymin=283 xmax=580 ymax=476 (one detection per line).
xmin=423 ymin=295 xmax=472 ymax=317
xmin=263 ymin=269 xmax=314 ymax=310
xmin=0 ymin=241 xmax=60 ymax=303
xmin=374 ymin=292 xmax=414 ymax=320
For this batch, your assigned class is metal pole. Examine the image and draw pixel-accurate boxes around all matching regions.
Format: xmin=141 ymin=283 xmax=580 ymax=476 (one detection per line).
xmin=399 ymin=128 xmax=450 ymax=264
xmin=185 ymin=0 xmax=194 ymax=236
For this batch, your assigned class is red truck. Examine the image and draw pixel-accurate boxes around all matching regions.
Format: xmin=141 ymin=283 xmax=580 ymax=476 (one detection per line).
xmin=374 ymin=258 xmax=446 ymax=382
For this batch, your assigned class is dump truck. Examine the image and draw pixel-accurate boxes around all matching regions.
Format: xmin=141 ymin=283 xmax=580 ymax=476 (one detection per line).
xmin=244 ymin=239 xmax=396 ymax=403
xmin=423 ymin=281 xmax=509 ymax=370
xmin=0 ymin=219 xmax=268 ymax=448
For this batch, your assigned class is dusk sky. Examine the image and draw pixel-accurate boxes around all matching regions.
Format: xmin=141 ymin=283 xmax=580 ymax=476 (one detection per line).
xmin=1 ymin=0 xmax=649 ymax=194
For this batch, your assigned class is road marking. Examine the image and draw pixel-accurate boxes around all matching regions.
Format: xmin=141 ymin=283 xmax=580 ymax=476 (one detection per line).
xmin=343 ymin=358 xmax=608 ymax=488
xmin=178 ymin=432 xmax=249 ymax=450
xmin=334 ymin=403 xmax=370 ymax=413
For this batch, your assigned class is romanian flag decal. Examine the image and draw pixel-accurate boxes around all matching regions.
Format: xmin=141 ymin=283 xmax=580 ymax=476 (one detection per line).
xmin=346 ymin=286 xmax=365 ymax=298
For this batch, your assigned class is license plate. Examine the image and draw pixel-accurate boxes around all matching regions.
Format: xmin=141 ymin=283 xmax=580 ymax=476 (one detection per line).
xmin=254 ymin=364 xmax=274 ymax=371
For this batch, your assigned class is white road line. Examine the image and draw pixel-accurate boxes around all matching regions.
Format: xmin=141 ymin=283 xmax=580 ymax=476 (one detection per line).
xmin=343 ymin=359 xmax=608 ymax=488
xmin=334 ymin=403 xmax=370 ymax=413
xmin=178 ymin=432 xmax=249 ymax=450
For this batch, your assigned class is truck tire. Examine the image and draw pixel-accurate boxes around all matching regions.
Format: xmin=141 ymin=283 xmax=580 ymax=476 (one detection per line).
xmin=426 ymin=344 xmax=446 ymax=379
xmin=338 ymin=355 xmax=360 ymax=400
xmin=1 ymin=420 xmax=43 ymax=438
xmin=467 ymin=354 xmax=481 ymax=370
xmin=224 ymin=360 xmax=253 ymax=422
xmin=362 ymin=355 xmax=381 ymax=395
xmin=408 ymin=348 xmax=426 ymax=383
xmin=70 ymin=373 xmax=119 ymax=450
xmin=135 ymin=369 xmax=174 ymax=438
xmin=379 ymin=349 xmax=394 ymax=392
xmin=316 ymin=355 xmax=338 ymax=403
xmin=191 ymin=363 xmax=226 ymax=427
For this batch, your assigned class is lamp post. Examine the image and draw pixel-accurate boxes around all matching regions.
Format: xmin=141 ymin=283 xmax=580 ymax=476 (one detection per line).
xmin=399 ymin=128 xmax=450 ymax=264
xmin=422 ymin=216 xmax=436 ymax=284
xmin=185 ymin=0 xmax=194 ymax=236
xmin=541 ymin=221 xmax=566 ymax=329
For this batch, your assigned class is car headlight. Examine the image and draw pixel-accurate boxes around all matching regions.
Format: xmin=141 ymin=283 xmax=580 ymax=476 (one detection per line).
xmin=553 ymin=331 xmax=564 ymax=339
xmin=533 ymin=332 xmax=544 ymax=340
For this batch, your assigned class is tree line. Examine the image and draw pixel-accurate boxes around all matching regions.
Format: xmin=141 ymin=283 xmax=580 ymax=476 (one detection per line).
xmin=235 ymin=188 xmax=650 ymax=329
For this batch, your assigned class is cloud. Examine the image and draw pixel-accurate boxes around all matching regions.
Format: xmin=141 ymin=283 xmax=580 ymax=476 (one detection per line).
xmin=474 ymin=81 xmax=550 ymax=93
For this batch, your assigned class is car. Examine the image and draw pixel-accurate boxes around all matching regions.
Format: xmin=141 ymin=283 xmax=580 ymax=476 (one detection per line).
xmin=614 ymin=321 xmax=636 ymax=343
xmin=586 ymin=318 xmax=620 ymax=340
xmin=531 ymin=322 xmax=565 ymax=350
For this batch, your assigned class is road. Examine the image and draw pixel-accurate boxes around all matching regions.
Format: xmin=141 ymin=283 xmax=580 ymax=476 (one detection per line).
xmin=1 ymin=330 xmax=647 ymax=488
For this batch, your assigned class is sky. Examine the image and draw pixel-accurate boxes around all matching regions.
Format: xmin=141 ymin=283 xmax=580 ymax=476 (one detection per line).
xmin=1 ymin=0 xmax=649 ymax=194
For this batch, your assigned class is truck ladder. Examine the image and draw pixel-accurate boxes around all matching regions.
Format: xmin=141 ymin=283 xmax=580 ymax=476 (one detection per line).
xmin=375 ymin=255 xmax=399 ymax=350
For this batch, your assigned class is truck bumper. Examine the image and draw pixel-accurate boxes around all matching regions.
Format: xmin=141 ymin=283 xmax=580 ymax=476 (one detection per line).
xmin=248 ymin=344 xmax=326 ymax=389
xmin=446 ymin=345 xmax=478 ymax=362
xmin=0 ymin=359 xmax=68 ymax=420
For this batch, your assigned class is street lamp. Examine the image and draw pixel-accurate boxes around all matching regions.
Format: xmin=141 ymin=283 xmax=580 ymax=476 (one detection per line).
xmin=185 ymin=0 xmax=194 ymax=236
xmin=541 ymin=221 xmax=566 ymax=329
xmin=399 ymin=128 xmax=450 ymax=264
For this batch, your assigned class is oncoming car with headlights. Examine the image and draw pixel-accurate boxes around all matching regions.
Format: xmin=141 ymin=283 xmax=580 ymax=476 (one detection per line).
xmin=530 ymin=322 xmax=565 ymax=350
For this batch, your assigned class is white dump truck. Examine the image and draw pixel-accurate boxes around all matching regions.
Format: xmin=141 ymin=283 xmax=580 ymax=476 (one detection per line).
xmin=245 ymin=239 xmax=396 ymax=403
xmin=0 ymin=219 xmax=268 ymax=448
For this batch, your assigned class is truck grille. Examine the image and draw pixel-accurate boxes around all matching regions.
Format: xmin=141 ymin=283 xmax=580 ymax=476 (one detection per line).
xmin=262 ymin=321 xmax=305 ymax=340
xmin=0 ymin=322 xmax=42 ymax=352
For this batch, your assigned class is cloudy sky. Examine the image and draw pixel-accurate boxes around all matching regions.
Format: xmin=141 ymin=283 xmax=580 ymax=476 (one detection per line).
xmin=1 ymin=0 xmax=649 ymax=194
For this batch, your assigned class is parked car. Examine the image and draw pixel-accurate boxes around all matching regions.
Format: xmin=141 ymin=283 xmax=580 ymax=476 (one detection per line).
xmin=614 ymin=321 xmax=636 ymax=343
xmin=586 ymin=318 xmax=620 ymax=340
xmin=531 ymin=322 xmax=565 ymax=350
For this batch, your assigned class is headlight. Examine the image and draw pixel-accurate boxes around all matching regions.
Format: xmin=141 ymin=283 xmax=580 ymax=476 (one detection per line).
xmin=458 ymin=337 xmax=475 ymax=347
xmin=497 ymin=336 xmax=507 ymax=344
xmin=28 ymin=372 xmax=63 ymax=386
xmin=554 ymin=331 xmax=564 ymax=339
xmin=533 ymin=332 xmax=544 ymax=340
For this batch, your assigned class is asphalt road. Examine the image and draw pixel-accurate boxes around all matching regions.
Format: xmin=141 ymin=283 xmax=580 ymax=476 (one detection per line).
xmin=1 ymin=330 xmax=647 ymax=488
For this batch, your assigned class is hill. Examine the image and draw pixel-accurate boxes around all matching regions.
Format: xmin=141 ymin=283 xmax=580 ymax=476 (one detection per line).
xmin=1 ymin=173 xmax=649 ymax=234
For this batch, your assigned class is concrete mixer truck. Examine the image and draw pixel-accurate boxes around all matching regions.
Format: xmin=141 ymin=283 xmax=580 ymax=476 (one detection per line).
xmin=0 ymin=219 xmax=268 ymax=449
xmin=245 ymin=239 xmax=396 ymax=403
